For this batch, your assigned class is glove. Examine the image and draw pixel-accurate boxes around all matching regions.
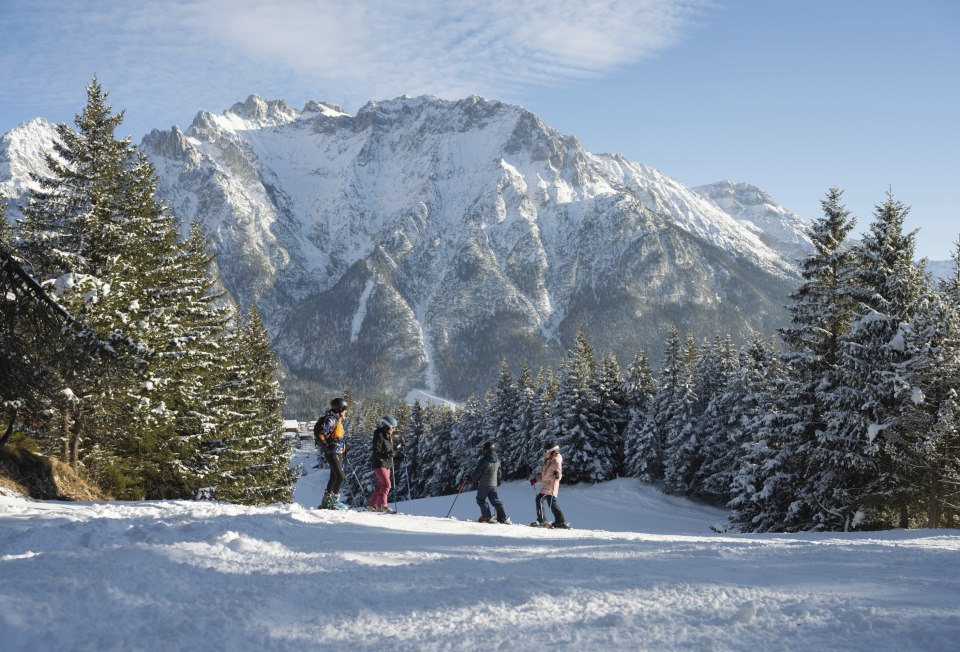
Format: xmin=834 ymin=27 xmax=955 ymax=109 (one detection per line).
xmin=529 ymin=477 xmax=536 ymax=486
xmin=554 ymin=471 xmax=560 ymax=479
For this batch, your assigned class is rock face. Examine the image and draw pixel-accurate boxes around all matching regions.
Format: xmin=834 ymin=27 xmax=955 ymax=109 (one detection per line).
xmin=3 ymin=95 xmax=807 ymax=399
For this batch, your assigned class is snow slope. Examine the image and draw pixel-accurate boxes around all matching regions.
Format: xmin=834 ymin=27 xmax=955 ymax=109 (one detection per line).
xmin=1 ymin=449 xmax=958 ymax=651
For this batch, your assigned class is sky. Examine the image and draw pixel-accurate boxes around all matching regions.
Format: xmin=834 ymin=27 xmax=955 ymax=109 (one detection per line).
xmin=2 ymin=449 xmax=959 ymax=650
xmin=1 ymin=0 xmax=957 ymax=260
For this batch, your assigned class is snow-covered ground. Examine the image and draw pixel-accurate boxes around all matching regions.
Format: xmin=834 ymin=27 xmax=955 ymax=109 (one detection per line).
xmin=2 ymin=449 xmax=959 ymax=651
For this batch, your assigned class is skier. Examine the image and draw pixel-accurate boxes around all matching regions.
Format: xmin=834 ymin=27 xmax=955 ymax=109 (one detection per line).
xmin=470 ymin=441 xmax=511 ymax=524
xmin=367 ymin=415 xmax=402 ymax=513
xmin=530 ymin=443 xmax=570 ymax=528
xmin=317 ymin=397 xmax=350 ymax=510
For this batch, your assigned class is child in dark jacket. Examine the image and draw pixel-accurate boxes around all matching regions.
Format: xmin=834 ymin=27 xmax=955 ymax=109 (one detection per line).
xmin=368 ymin=415 xmax=400 ymax=512
xmin=470 ymin=442 xmax=510 ymax=524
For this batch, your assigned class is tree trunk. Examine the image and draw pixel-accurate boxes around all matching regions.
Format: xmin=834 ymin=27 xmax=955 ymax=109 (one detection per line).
xmin=69 ymin=420 xmax=82 ymax=467
xmin=926 ymin=461 xmax=941 ymax=529
xmin=60 ymin=408 xmax=71 ymax=460
xmin=898 ymin=496 xmax=909 ymax=529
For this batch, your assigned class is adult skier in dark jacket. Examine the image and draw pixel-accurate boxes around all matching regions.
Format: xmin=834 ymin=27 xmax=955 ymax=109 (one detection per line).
xmin=470 ymin=442 xmax=510 ymax=524
xmin=368 ymin=415 xmax=401 ymax=512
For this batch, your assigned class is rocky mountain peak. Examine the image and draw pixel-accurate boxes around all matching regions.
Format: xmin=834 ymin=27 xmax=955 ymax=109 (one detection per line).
xmin=2 ymin=95 xmax=812 ymax=400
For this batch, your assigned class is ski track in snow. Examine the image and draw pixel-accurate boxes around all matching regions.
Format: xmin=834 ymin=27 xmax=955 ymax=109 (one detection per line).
xmin=1 ymin=450 xmax=958 ymax=651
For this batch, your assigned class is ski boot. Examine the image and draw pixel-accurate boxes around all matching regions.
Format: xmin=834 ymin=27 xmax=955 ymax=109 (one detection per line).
xmin=529 ymin=519 xmax=550 ymax=528
xmin=330 ymin=492 xmax=349 ymax=510
xmin=551 ymin=521 xmax=571 ymax=529
xmin=478 ymin=516 xmax=492 ymax=523
xmin=497 ymin=517 xmax=512 ymax=525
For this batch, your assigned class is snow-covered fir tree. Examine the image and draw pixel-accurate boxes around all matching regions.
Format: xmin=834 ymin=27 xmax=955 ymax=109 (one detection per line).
xmin=592 ymin=353 xmax=629 ymax=479
xmin=504 ymin=363 xmax=536 ymax=479
xmin=661 ymin=334 xmax=700 ymax=495
xmin=625 ymin=327 xmax=684 ymax=482
xmin=544 ymin=330 xmax=613 ymax=484
xmin=696 ymin=334 xmax=779 ymax=506
xmin=897 ymin=241 xmax=960 ymax=527
xmin=685 ymin=334 xmax=739 ymax=501
xmin=204 ymin=307 xmax=297 ymax=505
xmin=730 ymin=190 xmax=860 ymax=531
xmin=528 ymin=368 xmax=557 ymax=469
xmin=488 ymin=361 xmax=518 ymax=469
xmin=816 ymin=193 xmax=929 ymax=529
xmin=6 ymin=80 xmax=291 ymax=502
xmin=429 ymin=407 xmax=459 ymax=495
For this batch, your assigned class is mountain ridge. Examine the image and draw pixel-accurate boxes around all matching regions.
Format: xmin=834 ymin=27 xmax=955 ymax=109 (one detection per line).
xmin=4 ymin=94 xmax=814 ymax=399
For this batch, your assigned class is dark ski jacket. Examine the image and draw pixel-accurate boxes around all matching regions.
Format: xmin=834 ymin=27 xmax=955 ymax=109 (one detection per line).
xmin=315 ymin=408 xmax=346 ymax=454
xmin=470 ymin=451 xmax=503 ymax=488
xmin=370 ymin=425 xmax=394 ymax=469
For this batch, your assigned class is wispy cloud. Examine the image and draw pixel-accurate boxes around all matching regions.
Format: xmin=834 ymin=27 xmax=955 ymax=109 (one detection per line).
xmin=0 ymin=0 xmax=711 ymax=135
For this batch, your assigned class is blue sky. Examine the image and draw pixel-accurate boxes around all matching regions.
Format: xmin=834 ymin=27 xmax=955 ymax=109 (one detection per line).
xmin=2 ymin=0 xmax=957 ymax=259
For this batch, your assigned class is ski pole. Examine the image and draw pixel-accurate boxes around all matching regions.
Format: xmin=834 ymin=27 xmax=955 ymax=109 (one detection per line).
xmin=404 ymin=461 xmax=412 ymax=502
xmin=390 ymin=459 xmax=398 ymax=513
xmin=445 ymin=477 xmax=469 ymax=518
xmin=350 ymin=467 xmax=366 ymax=502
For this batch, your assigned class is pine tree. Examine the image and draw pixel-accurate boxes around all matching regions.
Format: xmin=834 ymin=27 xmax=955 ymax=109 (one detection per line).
xmin=686 ymin=335 xmax=739 ymax=501
xmin=545 ymin=331 xmax=611 ymax=484
xmin=626 ymin=328 xmax=683 ymax=482
xmin=734 ymin=189 xmax=859 ymax=531
xmin=489 ymin=361 xmax=517 ymax=467
xmin=527 ymin=368 xmax=557 ymax=469
xmin=206 ymin=307 xmax=296 ymax=505
xmin=429 ymin=406 xmax=460 ymax=496
xmin=661 ymin=334 xmax=700 ymax=495
xmin=2 ymin=194 xmax=112 ymax=441
xmin=452 ymin=395 xmax=485 ymax=486
xmin=505 ymin=363 xmax=537 ymax=479
xmin=727 ymin=344 xmax=797 ymax=532
xmin=817 ymin=192 xmax=929 ymax=529
xmin=12 ymin=80 xmax=151 ymax=471
xmin=898 ymin=241 xmax=960 ymax=527
xmin=404 ymin=398 xmax=429 ymax=497
xmin=592 ymin=353 xmax=628 ymax=480
xmin=17 ymin=77 xmax=131 ymax=279
xmin=621 ymin=349 xmax=657 ymax=480
xmin=697 ymin=334 xmax=778 ymax=506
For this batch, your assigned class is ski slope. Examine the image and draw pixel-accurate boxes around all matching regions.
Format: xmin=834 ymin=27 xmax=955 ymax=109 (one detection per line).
xmin=1 ymin=449 xmax=958 ymax=651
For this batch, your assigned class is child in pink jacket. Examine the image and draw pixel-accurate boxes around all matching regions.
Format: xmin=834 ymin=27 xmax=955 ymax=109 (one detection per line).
xmin=529 ymin=443 xmax=570 ymax=528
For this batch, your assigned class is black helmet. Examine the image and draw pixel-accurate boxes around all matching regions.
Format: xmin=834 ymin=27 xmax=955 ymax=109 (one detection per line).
xmin=482 ymin=441 xmax=495 ymax=452
xmin=330 ymin=397 xmax=348 ymax=412
xmin=381 ymin=415 xmax=398 ymax=429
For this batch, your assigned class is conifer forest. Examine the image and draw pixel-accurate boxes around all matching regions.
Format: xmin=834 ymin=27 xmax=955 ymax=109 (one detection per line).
xmin=2 ymin=81 xmax=958 ymax=530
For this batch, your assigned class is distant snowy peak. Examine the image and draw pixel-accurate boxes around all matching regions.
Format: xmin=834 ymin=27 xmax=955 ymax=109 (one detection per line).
xmin=0 ymin=117 xmax=57 ymax=205
xmin=595 ymin=154 xmax=793 ymax=274
xmin=210 ymin=95 xmax=300 ymax=131
xmin=928 ymin=258 xmax=956 ymax=281
xmin=693 ymin=180 xmax=812 ymax=264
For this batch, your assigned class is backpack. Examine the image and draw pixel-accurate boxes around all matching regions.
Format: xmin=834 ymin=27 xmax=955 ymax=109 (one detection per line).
xmin=313 ymin=410 xmax=340 ymax=446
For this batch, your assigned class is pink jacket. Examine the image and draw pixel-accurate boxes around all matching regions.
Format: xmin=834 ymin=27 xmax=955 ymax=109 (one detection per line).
xmin=537 ymin=453 xmax=563 ymax=497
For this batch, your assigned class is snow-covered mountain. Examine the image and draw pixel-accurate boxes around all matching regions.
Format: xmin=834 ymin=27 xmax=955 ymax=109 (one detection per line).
xmin=693 ymin=180 xmax=813 ymax=265
xmin=1 ymin=95 xmax=806 ymax=399
xmin=0 ymin=117 xmax=58 ymax=200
